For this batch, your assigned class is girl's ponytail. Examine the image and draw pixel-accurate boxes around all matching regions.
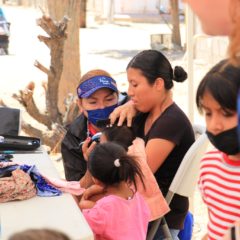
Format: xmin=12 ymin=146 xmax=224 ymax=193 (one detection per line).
xmin=88 ymin=142 xmax=145 ymax=190
xmin=117 ymin=155 xmax=145 ymax=191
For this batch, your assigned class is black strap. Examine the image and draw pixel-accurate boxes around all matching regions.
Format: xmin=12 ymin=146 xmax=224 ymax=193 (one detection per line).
xmin=231 ymin=226 xmax=236 ymax=240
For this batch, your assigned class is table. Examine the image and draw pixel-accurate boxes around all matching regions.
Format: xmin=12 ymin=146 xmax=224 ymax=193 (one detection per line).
xmin=0 ymin=148 xmax=94 ymax=240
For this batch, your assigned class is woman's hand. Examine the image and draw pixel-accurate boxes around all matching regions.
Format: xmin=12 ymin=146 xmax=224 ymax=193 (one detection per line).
xmin=82 ymin=137 xmax=97 ymax=161
xmin=109 ymin=100 xmax=137 ymax=127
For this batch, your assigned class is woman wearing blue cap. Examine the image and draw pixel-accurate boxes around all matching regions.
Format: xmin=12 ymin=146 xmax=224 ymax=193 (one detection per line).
xmin=61 ymin=69 xmax=132 ymax=182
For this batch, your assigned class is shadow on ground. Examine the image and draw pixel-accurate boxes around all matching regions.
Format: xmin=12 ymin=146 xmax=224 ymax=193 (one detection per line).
xmin=90 ymin=49 xmax=185 ymax=61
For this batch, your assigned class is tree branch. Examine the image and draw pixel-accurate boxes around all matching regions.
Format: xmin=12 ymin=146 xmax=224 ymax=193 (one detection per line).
xmin=35 ymin=14 xmax=69 ymax=124
xmin=12 ymin=82 xmax=52 ymax=129
xmin=9 ymin=13 xmax=71 ymax=151
xmin=34 ymin=60 xmax=50 ymax=75
xmin=37 ymin=35 xmax=51 ymax=48
xmin=36 ymin=15 xmax=68 ymax=39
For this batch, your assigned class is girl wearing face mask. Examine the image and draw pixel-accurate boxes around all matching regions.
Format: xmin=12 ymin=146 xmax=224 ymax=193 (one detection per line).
xmin=61 ymin=69 xmax=129 ymax=181
xmin=196 ymin=59 xmax=240 ymax=240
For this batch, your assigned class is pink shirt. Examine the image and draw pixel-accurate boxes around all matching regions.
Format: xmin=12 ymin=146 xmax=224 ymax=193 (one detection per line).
xmin=83 ymin=192 xmax=150 ymax=240
xmin=128 ymin=138 xmax=170 ymax=221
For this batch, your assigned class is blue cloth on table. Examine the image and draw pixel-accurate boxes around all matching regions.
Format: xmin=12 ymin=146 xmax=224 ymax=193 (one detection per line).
xmin=20 ymin=164 xmax=62 ymax=197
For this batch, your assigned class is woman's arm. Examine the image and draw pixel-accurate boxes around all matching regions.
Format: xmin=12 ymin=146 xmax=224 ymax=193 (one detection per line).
xmin=145 ymin=138 xmax=175 ymax=173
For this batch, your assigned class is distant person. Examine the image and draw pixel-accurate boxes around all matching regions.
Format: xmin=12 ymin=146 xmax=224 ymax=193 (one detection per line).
xmin=0 ymin=7 xmax=10 ymax=55
xmin=8 ymin=229 xmax=70 ymax=240
xmin=80 ymin=142 xmax=150 ymax=240
xmin=196 ymin=59 xmax=240 ymax=240
xmin=183 ymin=0 xmax=240 ymax=65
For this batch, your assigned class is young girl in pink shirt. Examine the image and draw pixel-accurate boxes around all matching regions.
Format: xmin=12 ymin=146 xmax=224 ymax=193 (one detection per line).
xmin=80 ymin=124 xmax=169 ymax=221
xmin=80 ymin=141 xmax=150 ymax=240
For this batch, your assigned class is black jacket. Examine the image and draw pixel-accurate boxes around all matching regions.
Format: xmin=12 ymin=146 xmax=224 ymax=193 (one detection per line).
xmin=61 ymin=114 xmax=88 ymax=181
xmin=61 ymin=93 xmax=129 ymax=181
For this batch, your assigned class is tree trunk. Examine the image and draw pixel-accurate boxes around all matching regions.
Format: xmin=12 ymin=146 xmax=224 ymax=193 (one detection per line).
xmin=170 ymin=0 xmax=182 ymax=49
xmin=106 ymin=0 xmax=114 ymax=23
xmin=80 ymin=0 xmax=87 ymax=28
xmin=5 ymin=1 xmax=80 ymax=151
xmin=47 ymin=0 xmax=80 ymax=115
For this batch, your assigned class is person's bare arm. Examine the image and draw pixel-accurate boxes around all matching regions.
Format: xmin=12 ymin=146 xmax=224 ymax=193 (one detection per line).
xmin=79 ymin=185 xmax=105 ymax=210
xmin=109 ymin=100 xmax=137 ymax=127
xmin=79 ymin=170 xmax=94 ymax=188
xmin=79 ymin=199 xmax=96 ymax=210
xmin=83 ymin=184 xmax=105 ymax=200
xmin=145 ymin=138 xmax=175 ymax=173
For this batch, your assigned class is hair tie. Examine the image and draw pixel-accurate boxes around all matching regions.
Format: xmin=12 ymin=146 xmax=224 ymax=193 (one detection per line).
xmin=114 ymin=158 xmax=121 ymax=167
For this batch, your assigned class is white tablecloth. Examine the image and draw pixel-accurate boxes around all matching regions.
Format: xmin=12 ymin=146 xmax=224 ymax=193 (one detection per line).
xmin=0 ymin=148 xmax=94 ymax=240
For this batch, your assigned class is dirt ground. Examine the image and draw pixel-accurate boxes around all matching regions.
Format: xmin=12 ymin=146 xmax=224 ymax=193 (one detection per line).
xmin=0 ymin=5 xmax=219 ymax=239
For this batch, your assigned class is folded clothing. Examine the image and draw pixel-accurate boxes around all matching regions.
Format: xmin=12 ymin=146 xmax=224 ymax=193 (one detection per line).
xmin=20 ymin=164 xmax=62 ymax=197
xmin=0 ymin=163 xmax=62 ymax=197
xmin=0 ymin=169 xmax=36 ymax=203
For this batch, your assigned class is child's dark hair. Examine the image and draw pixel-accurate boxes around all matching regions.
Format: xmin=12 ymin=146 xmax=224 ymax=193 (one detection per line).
xmin=8 ymin=229 xmax=70 ymax=240
xmin=88 ymin=142 xmax=145 ymax=190
xmin=196 ymin=59 xmax=240 ymax=112
xmin=127 ymin=49 xmax=187 ymax=89
xmin=102 ymin=125 xmax=136 ymax=151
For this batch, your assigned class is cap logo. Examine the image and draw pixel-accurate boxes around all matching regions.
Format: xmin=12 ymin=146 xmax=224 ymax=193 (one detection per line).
xmin=99 ymin=77 xmax=111 ymax=85
xmin=76 ymin=75 xmax=117 ymax=98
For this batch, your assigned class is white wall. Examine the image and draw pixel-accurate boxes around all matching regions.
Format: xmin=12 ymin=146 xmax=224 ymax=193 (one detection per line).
xmin=114 ymin=0 xmax=159 ymax=14
xmin=88 ymin=0 xmax=185 ymax=16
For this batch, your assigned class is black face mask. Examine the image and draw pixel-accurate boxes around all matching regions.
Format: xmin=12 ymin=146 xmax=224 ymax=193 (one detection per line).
xmin=206 ymin=126 xmax=239 ymax=155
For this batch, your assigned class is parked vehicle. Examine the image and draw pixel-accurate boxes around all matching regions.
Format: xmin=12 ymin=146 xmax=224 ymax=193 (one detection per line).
xmin=0 ymin=8 xmax=10 ymax=55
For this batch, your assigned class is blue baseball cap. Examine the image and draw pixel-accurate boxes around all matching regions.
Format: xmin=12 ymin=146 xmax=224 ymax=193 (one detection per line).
xmin=77 ymin=75 xmax=118 ymax=98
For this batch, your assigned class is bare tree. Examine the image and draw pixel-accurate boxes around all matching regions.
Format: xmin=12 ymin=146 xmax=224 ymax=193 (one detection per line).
xmin=106 ymin=0 xmax=114 ymax=23
xmin=4 ymin=0 xmax=81 ymax=152
xmin=9 ymin=14 xmax=66 ymax=150
xmin=169 ymin=0 xmax=182 ymax=49
xmin=47 ymin=0 xmax=80 ymax=114
xmin=80 ymin=0 xmax=87 ymax=28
